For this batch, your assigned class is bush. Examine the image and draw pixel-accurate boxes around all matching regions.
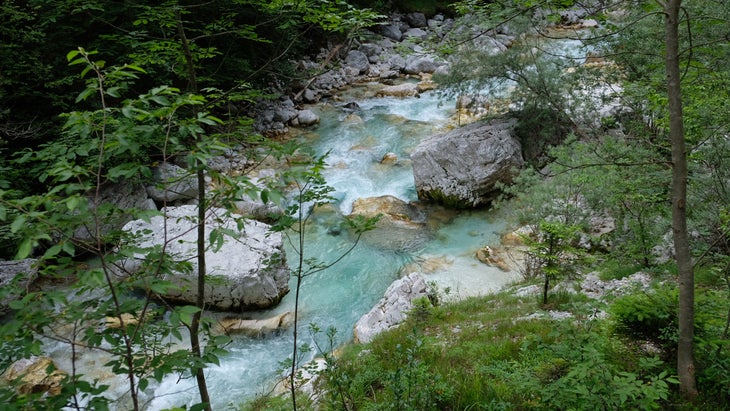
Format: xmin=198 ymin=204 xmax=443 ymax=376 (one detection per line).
xmin=610 ymin=286 xmax=678 ymax=351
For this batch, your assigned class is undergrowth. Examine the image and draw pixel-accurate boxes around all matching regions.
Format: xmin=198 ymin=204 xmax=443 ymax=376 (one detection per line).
xmin=243 ymin=273 xmax=730 ymax=410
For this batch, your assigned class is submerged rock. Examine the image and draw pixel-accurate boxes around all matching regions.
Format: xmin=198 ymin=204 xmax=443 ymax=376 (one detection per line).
xmin=121 ymin=205 xmax=289 ymax=311
xmin=349 ymin=195 xmax=431 ymax=250
xmin=215 ymin=311 xmax=293 ymax=337
xmin=475 ymin=245 xmax=512 ymax=272
xmin=376 ymin=82 xmax=419 ymax=97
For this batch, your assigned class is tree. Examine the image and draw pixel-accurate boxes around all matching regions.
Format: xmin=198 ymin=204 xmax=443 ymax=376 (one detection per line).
xmin=520 ymin=221 xmax=582 ymax=306
xmin=441 ymin=0 xmax=730 ymax=399
xmin=663 ymin=0 xmax=697 ymax=399
xmin=267 ymin=144 xmax=377 ymax=411
xmin=0 ymin=47 xmax=240 ymax=410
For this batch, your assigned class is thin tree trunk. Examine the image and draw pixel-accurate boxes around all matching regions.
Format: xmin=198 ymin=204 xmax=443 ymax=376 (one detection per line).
xmin=177 ymin=7 xmax=211 ymax=409
xmin=664 ymin=0 xmax=698 ymax=400
xmin=191 ymin=166 xmax=212 ymax=410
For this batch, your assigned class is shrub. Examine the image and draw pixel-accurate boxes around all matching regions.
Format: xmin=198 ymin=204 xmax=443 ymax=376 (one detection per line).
xmin=610 ymin=286 xmax=678 ymax=351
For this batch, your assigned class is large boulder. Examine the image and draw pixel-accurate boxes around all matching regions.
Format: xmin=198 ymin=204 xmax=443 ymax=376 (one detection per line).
xmin=403 ymin=56 xmax=441 ymax=74
xmin=411 ymin=120 xmax=524 ymax=208
xmin=381 ymin=24 xmax=403 ymax=42
xmin=354 ymin=272 xmax=428 ymax=344
xmin=121 ymin=205 xmax=289 ymax=311
xmin=345 ymin=50 xmax=371 ymax=75
xmin=293 ymin=109 xmax=320 ymax=127
xmin=0 ymin=259 xmax=38 ymax=315
xmin=404 ymin=12 xmax=428 ymax=28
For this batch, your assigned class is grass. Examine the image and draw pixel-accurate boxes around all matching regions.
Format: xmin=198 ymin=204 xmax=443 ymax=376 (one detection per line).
xmin=241 ymin=271 xmax=730 ymax=410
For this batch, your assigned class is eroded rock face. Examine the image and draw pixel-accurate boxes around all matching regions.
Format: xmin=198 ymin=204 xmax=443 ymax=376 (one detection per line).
xmin=411 ymin=120 xmax=524 ymax=208
xmin=121 ymin=205 xmax=289 ymax=311
xmin=354 ymin=272 xmax=428 ymax=344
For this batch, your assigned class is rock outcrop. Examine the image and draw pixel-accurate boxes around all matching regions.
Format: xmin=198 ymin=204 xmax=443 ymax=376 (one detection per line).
xmin=354 ymin=272 xmax=428 ymax=344
xmin=411 ymin=120 xmax=524 ymax=208
xmin=121 ymin=205 xmax=289 ymax=311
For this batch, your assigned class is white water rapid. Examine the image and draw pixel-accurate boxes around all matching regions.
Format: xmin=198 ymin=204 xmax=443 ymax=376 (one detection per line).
xmin=146 ymin=84 xmax=520 ymax=409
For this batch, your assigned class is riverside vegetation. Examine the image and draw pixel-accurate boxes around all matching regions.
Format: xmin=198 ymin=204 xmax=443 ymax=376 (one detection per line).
xmin=1 ymin=0 xmax=730 ymax=410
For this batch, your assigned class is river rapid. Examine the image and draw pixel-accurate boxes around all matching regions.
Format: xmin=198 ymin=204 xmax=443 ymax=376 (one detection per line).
xmin=144 ymin=83 xmax=521 ymax=409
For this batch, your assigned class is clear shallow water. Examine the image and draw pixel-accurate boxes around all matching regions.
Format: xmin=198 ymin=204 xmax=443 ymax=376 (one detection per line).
xmin=145 ymin=86 xmax=519 ymax=410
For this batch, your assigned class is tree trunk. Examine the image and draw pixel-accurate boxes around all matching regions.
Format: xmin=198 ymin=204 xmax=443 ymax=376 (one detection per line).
xmin=664 ymin=0 xmax=698 ymax=400
xmin=191 ymin=166 xmax=212 ymax=410
xmin=177 ymin=8 xmax=211 ymax=410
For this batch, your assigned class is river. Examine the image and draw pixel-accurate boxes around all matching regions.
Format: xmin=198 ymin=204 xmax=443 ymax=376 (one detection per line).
xmin=147 ymin=84 xmax=520 ymax=409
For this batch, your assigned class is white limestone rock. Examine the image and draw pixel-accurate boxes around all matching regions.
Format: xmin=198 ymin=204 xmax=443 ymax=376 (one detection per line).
xmin=120 ymin=205 xmax=289 ymax=311
xmin=354 ymin=272 xmax=428 ymax=344
xmin=411 ymin=119 xmax=524 ymax=208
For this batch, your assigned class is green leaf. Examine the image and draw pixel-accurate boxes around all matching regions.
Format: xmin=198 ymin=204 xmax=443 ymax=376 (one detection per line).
xmin=106 ymin=87 xmax=121 ymax=98
xmin=62 ymin=240 xmax=75 ymax=256
xmin=66 ymin=195 xmax=82 ymax=211
xmin=80 ymin=64 xmax=93 ymax=78
xmin=76 ymin=87 xmax=96 ymax=103
xmin=15 ymin=238 xmax=33 ymax=259
xmin=149 ymin=280 xmax=176 ymax=295
xmin=124 ymin=64 xmax=146 ymax=73
xmin=10 ymin=215 xmax=26 ymax=233
xmin=150 ymin=95 xmax=170 ymax=106
xmin=177 ymin=305 xmax=201 ymax=327
xmin=66 ymin=49 xmax=81 ymax=62
xmin=43 ymin=243 xmax=63 ymax=258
